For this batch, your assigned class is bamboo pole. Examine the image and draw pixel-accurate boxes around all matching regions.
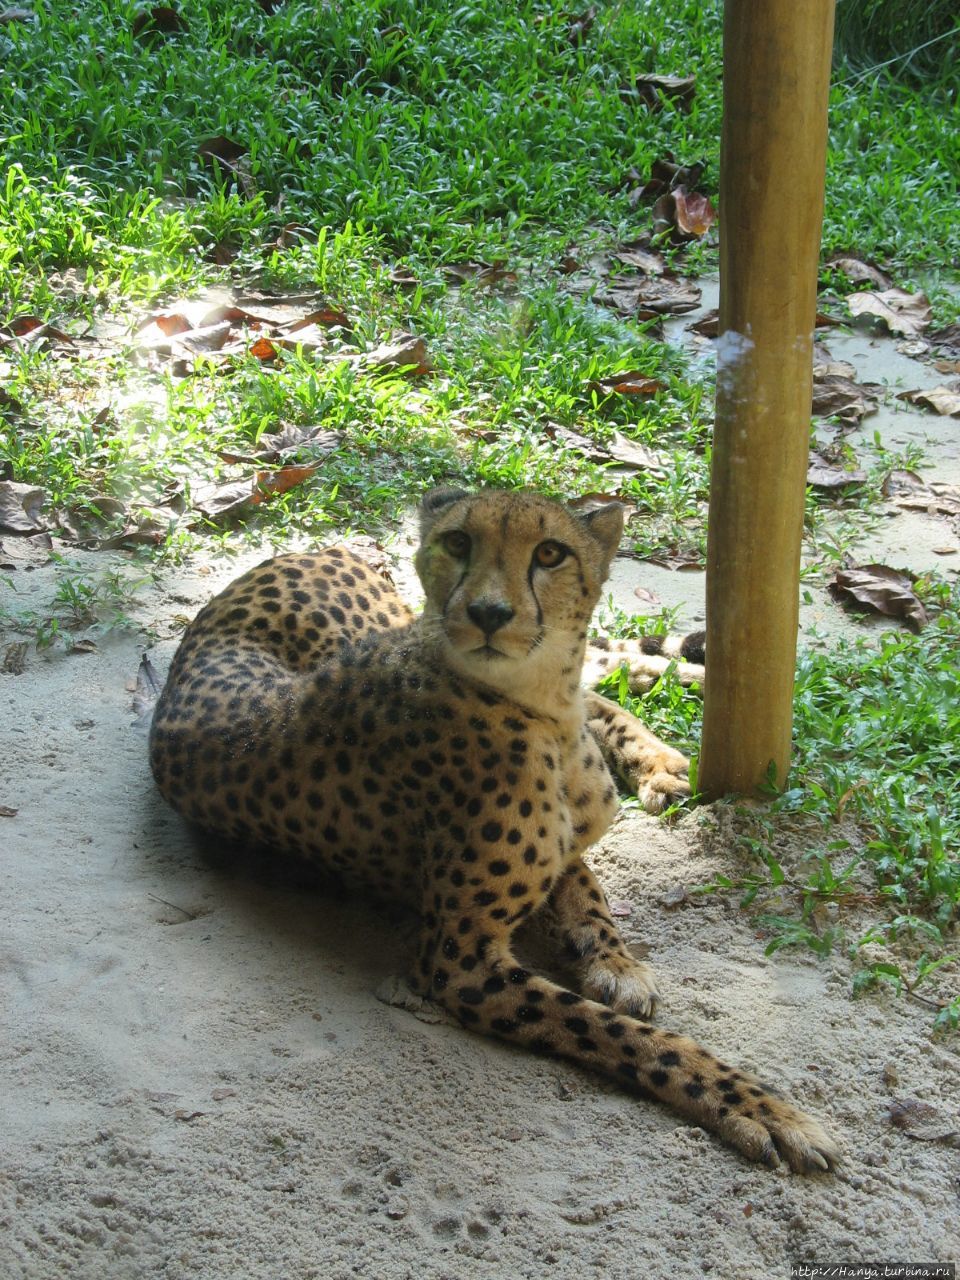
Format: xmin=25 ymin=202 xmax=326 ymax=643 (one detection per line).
xmin=698 ymin=0 xmax=836 ymax=798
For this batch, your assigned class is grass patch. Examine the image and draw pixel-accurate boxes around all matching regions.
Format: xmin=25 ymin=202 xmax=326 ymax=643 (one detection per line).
xmin=599 ymin=590 xmax=960 ymax=1026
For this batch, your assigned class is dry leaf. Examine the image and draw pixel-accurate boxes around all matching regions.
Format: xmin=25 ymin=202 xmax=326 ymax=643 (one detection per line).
xmin=612 ymin=237 xmax=667 ymax=275
xmin=0 ymin=805 xmax=18 ymax=817
xmin=249 ymin=336 xmax=279 ymax=362
xmin=0 ymin=481 xmax=48 ymax=533
xmin=595 ymin=275 xmax=701 ymax=318
xmin=888 ymin=1098 xmax=958 ymax=1143
xmin=359 ymin=333 xmax=431 ymax=375
xmin=672 ymin=188 xmax=716 ymax=238
xmin=896 ymin=385 xmax=960 ymax=417
xmin=131 ymin=5 xmax=187 ymax=37
xmin=191 ymin=479 xmax=257 ymax=523
xmin=811 ymin=374 xmax=881 ymax=424
xmin=608 ymin=900 xmax=633 ymax=918
xmin=443 ymin=262 xmax=516 ymax=288
xmin=154 ymin=312 xmax=192 ymax=337
xmin=607 ymin=431 xmax=667 ymax=472
xmin=630 ymin=73 xmax=696 ymax=112
xmin=253 ymin=463 xmax=319 ymax=502
xmin=828 ymin=564 xmax=928 ymax=631
xmin=0 ymin=9 xmax=35 ymax=24
xmin=589 ymin=372 xmax=662 ymax=397
xmin=567 ymin=5 xmax=596 ymax=45
xmin=286 ymin=306 xmax=350 ymax=332
xmin=928 ymin=322 xmax=960 ymax=359
xmin=847 ymin=289 xmax=931 ymax=337
xmin=882 ymin=470 xmax=960 ymax=518
xmin=824 ymin=254 xmax=892 ymax=289
xmin=197 ymin=135 xmax=247 ymax=166
xmin=686 ymin=309 xmax=719 ymax=338
xmin=807 ymin=452 xmax=867 ymax=489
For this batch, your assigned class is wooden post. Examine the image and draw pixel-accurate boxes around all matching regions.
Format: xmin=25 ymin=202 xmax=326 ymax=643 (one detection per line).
xmin=698 ymin=0 xmax=836 ymax=798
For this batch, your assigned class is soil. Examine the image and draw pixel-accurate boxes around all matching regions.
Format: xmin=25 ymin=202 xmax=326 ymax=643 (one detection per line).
xmin=2 ymin=530 xmax=958 ymax=1280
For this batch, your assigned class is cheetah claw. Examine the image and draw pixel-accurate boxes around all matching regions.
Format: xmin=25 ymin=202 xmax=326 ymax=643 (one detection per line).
xmin=721 ymin=1106 xmax=840 ymax=1174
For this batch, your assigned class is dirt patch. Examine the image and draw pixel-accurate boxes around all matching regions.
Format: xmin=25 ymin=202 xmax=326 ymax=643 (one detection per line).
xmin=1 ymin=548 xmax=957 ymax=1280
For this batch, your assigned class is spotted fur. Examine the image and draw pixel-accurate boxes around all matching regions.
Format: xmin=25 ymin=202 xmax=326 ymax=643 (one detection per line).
xmin=149 ymin=488 xmax=838 ymax=1172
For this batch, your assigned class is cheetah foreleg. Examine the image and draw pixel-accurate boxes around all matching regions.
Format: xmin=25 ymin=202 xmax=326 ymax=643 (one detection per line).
xmin=425 ymin=937 xmax=838 ymax=1174
xmin=584 ymin=691 xmax=691 ymax=814
xmin=541 ymin=859 xmax=659 ymax=1018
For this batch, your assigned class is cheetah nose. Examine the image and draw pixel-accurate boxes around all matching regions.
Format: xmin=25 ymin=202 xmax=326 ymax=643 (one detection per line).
xmin=466 ymin=600 xmax=515 ymax=636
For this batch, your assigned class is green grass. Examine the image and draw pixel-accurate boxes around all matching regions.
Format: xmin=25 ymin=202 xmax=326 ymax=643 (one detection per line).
xmin=600 ymin=588 xmax=960 ymax=1028
xmin=1 ymin=0 xmax=958 ymax=1021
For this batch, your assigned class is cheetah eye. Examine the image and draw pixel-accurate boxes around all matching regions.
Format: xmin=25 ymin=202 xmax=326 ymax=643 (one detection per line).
xmin=441 ymin=530 xmax=471 ymax=559
xmin=533 ymin=540 xmax=568 ymax=569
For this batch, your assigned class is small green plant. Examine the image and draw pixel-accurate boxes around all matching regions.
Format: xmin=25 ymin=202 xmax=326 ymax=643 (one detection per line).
xmin=0 ymin=558 xmax=149 ymax=649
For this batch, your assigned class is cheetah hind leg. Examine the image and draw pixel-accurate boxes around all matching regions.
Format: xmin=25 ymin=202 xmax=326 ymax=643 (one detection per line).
xmin=538 ymin=858 xmax=658 ymax=1018
xmin=584 ymin=691 xmax=692 ymax=815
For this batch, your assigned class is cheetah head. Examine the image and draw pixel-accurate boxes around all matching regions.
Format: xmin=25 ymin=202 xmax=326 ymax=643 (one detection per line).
xmin=415 ymin=488 xmax=623 ymax=708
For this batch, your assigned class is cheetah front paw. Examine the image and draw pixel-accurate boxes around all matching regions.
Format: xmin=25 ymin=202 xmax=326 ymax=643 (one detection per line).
xmin=582 ymin=955 xmax=659 ymax=1019
xmin=720 ymin=1097 xmax=840 ymax=1174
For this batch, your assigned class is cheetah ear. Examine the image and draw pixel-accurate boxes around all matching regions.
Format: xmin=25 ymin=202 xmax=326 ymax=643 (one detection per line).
xmin=419 ymin=487 xmax=469 ymax=533
xmin=573 ymin=502 xmax=624 ymax=568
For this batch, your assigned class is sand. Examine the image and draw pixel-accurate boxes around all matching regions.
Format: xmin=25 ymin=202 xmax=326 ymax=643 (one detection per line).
xmin=1 ymin=539 xmax=958 ymax=1280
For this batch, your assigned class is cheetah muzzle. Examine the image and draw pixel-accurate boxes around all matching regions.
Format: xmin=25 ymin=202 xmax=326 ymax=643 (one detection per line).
xmin=149 ymin=487 xmax=838 ymax=1173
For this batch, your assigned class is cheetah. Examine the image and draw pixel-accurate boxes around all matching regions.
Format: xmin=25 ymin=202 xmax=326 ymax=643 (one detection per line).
xmin=149 ymin=487 xmax=838 ymax=1172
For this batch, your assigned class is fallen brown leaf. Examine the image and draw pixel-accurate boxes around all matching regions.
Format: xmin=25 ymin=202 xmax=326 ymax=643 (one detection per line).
xmin=623 ymin=157 xmax=706 ymax=207
xmin=896 ymin=384 xmax=960 ymax=417
xmin=824 ymin=254 xmax=892 ymax=290
xmin=847 ymin=288 xmax=931 ymax=337
xmin=443 ymin=262 xmax=517 ymax=289
xmin=0 ymin=805 xmax=18 ymax=817
xmin=359 ymin=333 xmax=432 ymax=375
xmin=0 ymin=8 xmax=35 ymax=24
xmin=197 ymin=135 xmax=247 ymax=166
xmin=811 ymin=374 xmax=881 ymax=425
xmin=651 ymin=186 xmax=716 ymax=240
xmin=249 ymin=336 xmax=279 ymax=362
xmin=131 ymin=4 xmax=187 ymax=38
xmin=828 ymin=564 xmax=928 ymax=631
xmin=0 ymin=481 xmax=48 ymax=533
xmin=686 ymin=309 xmax=718 ymax=337
xmin=253 ymin=463 xmax=319 ymax=502
xmin=589 ymin=372 xmax=663 ymax=397
xmin=191 ymin=479 xmax=258 ymax=523
xmin=286 ymin=306 xmax=350 ymax=332
xmin=612 ymin=240 xmax=666 ymax=275
xmin=882 ymin=469 xmax=960 ymax=518
xmin=629 ymin=73 xmax=696 ymax=112
xmin=567 ymin=5 xmax=596 ymax=45
xmin=928 ymin=322 xmax=960 ymax=359
xmin=595 ymin=274 xmax=701 ymax=318
xmin=807 ymin=452 xmax=867 ymax=489
xmin=888 ymin=1098 xmax=958 ymax=1143
xmin=607 ymin=431 xmax=667 ymax=472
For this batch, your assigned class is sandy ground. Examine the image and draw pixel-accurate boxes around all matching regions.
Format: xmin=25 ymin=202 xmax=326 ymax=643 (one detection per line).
xmin=2 ymin=539 xmax=958 ymax=1280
